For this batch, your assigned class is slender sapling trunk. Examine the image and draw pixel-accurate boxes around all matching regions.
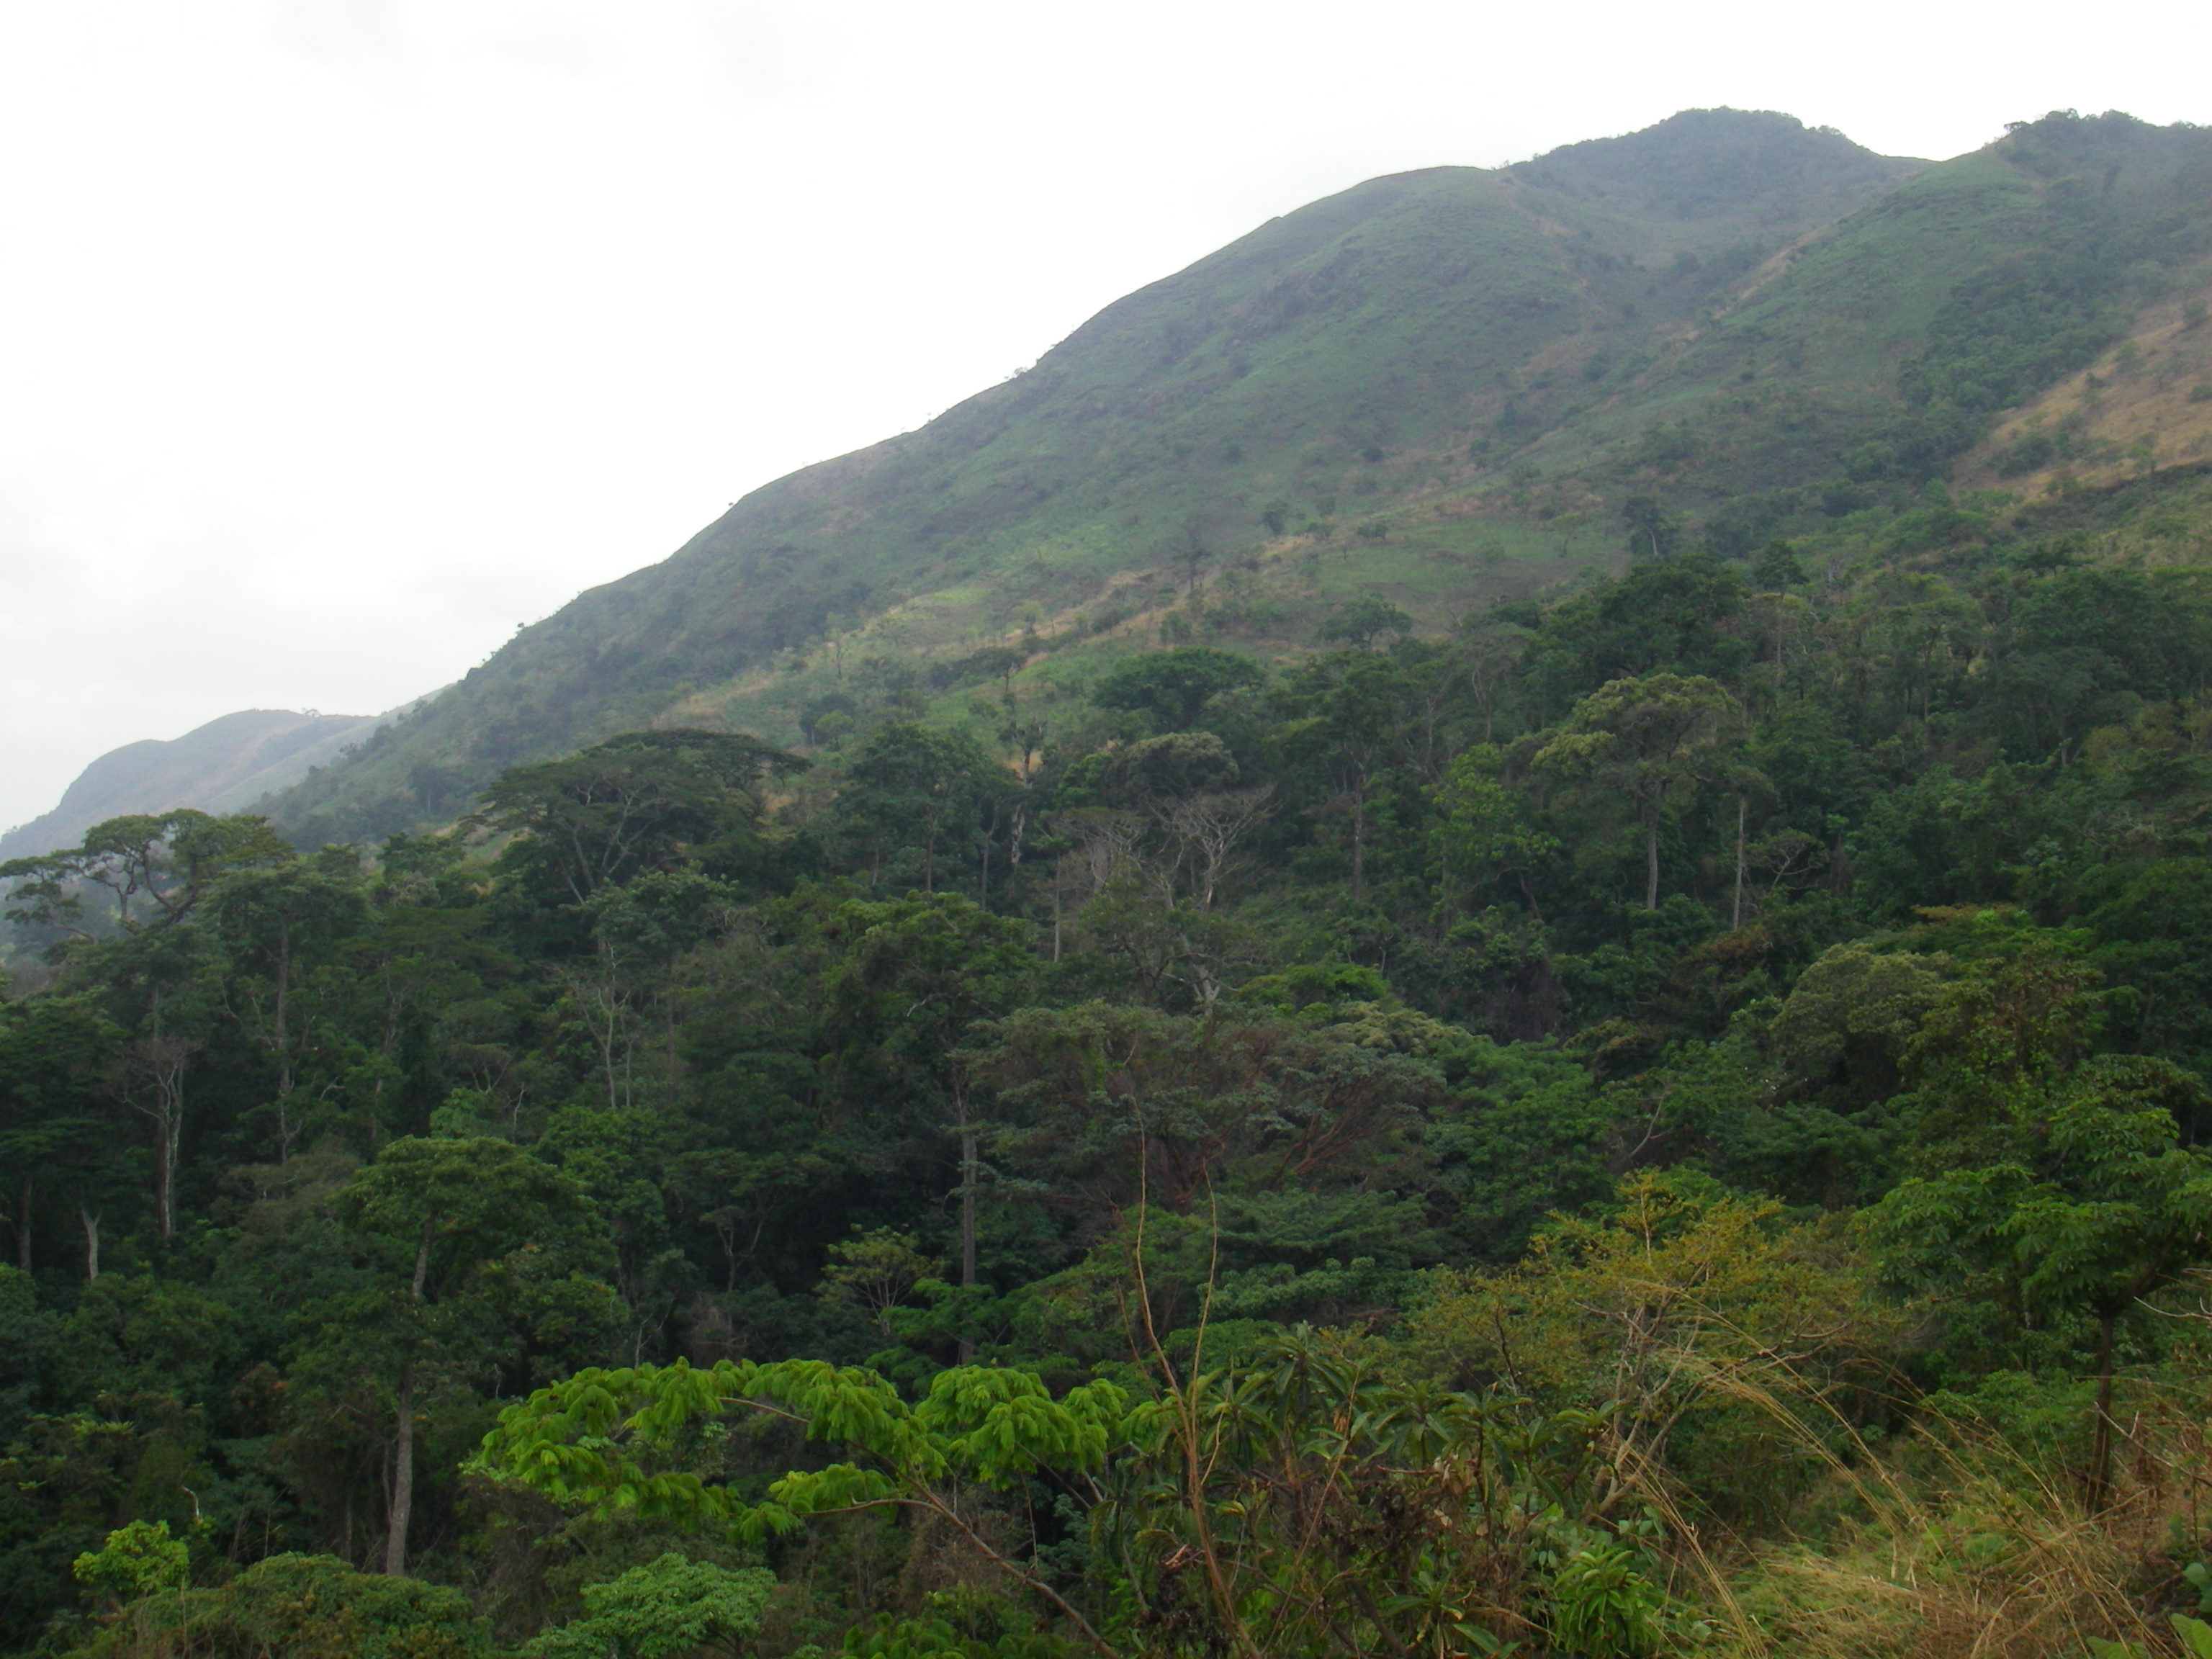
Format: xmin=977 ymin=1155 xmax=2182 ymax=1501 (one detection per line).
xmin=958 ymin=1085 xmax=979 ymax=1366
xmin=385 ymin=1373 xmax=415 ymax=1575
xmin=1732 ymin=793 xmax=1748 ymax=930
xmin=2089 ymin=1310 xmax=2118 ymax=1509
xmin=387 ymin=1223 xmax=433 ymax=1575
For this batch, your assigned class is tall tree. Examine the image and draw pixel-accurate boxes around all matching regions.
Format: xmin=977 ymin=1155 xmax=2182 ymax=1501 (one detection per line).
xmin=210 ymin=864 xmax=369 ymax=1159
xmin=1872 ymin=1054 xmax=2212 ymax=1504
xmin=307 ymin=1136 xmax=612 ymax=1575
xmin=1535 ymin=673 xmax=1737 ymax=910
xmin=0 ymin=997 xmax=122 ymax=1274
xmin=475 ymin=729 xmax=806 ymax=909
xmin=1279 ymin=651 xmax=1424 ymax=904
xmin=1091 ymin=648 xmax=1264 ymax=732
xmin=1 ymin=811 xmax=292 ymax=938
xmin=822 ymin=724 xmax=1012 ymax=894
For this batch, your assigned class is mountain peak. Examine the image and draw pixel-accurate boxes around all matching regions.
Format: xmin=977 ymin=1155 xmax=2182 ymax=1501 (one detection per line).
xmin=1506 ymin=107 xmax=1925 ymax=226
xmin=2 ymin=709 xmax=377 ymax=860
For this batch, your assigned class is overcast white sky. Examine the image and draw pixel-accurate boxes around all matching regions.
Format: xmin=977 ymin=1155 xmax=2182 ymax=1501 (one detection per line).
xmin=1 ymin=0 xmax=2206 ymax=832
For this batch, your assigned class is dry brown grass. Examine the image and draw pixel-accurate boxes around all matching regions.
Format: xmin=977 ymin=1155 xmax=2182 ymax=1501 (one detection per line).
xmin=1675 ymin=1376 xmax=2212 ymax=1659
xmin=1962 ymin=264 xmax=2212 ymax=500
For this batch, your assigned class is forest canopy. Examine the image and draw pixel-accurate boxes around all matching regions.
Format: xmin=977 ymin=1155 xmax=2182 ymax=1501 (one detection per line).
xmin=12 ymin=474 xmax=2212 ymax=1657
xmin=12 ymin=103 xmax=2212 ymax=1659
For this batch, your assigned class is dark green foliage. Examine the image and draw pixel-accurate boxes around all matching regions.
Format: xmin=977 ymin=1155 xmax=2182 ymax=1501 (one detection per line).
xmin=74 ymin=1552 xmax=493 ymax=1657
xmin=820 ymin=724 xmax=1015 ymax=895
xmin=1088 ymin=649 xmax=1264 ymax=732
xmin=12 ymin=103 xmax=2212 ymax=1659
xmin=1751 ymin=540 xmax=1806 ymax=590
xmin=475 ymin=729 xmax=808 ymax=912
xmin=1316 ymin=599 xmax=1413 ymax=648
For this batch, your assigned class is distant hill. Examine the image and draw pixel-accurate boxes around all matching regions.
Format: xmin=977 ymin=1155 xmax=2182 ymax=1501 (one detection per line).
xmin=1 ymin=709 xmax=377 ymax=860
xmin=266 ymin=107 xmax=2212 ymax=844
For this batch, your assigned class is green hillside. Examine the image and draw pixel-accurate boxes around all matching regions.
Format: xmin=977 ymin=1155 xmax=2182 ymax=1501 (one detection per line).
xmin=262 ymin=109 xmax=1915 ymax=836
xmin=22 ymin=102 xmax=2212 ymax=1659
xmin=269 ymin=109 xmax=2212 ymax=846
xmin=265 ymin=110 xmax=2212 ymax=845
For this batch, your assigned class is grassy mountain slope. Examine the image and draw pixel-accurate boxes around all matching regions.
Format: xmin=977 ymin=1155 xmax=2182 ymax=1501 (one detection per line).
xmin=1964 ymin=264 xmax=2212 ymax=493
xmin=271 ymin=108 xmax=2212 ymax=844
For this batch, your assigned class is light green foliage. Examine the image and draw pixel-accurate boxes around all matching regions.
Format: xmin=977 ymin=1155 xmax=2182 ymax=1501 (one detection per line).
xmin=1543 ymin=1537 xmax=1667 ymax=1658
xmin=819 ymin=1228 xmax=944 ymax=1334
xmin=488 ymin=1336 xmax=1694 ymax=1659
xmin=1409 ymin=1174 xmax=1887 ymax=1516
xmin=73 ymin=1519 xmax=187 ymax=1603
xmin=2091 ymin=1615 xmax=2212 ymax=1659
xmin=523 ymin=1554 xmax=773 ymax=1659
xmin=1427 ymin=743 xmax=1557 ymax=912
xmin=477 ymin=1357 xmax=1139 ymax=1538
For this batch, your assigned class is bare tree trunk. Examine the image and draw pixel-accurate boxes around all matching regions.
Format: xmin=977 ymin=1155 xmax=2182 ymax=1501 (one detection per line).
xmin=1732 ymin=793 xmax=1748 ymax=930
xmin=385 ymin=1372 xmax=415 ymax=1575
xmin=79 ymin=1207 xmax=101 ymax=1281
xmin=130 ymin=1035 xmax=193 ymax=1242
xmin=957 ymin=1085 xmax=978 ymax=1367
xmin=387 ymin=1225 xmax=433 ymax=1575
xmin=1518 ymin=871 xmax=1545 ymax=925
xmin=274 ymin=924 xmax=293 ymax=1097
xmin=156 ymin=1112 xmax=176 ymax=1241
xmin=1645 ymin=813 xmax=1661 ymax=912
xmin=1350 ymin=782 xmax=1367 ymax=904
xmin=2088 ymin=1311 xmax=2117 ymax=1511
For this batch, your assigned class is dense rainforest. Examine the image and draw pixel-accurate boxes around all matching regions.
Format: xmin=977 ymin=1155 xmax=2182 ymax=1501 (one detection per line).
xmin=9 ymin=104 xmax=2212 ymax=1659
xmin=13 ymin=458 xmax=2212 ymax=1657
